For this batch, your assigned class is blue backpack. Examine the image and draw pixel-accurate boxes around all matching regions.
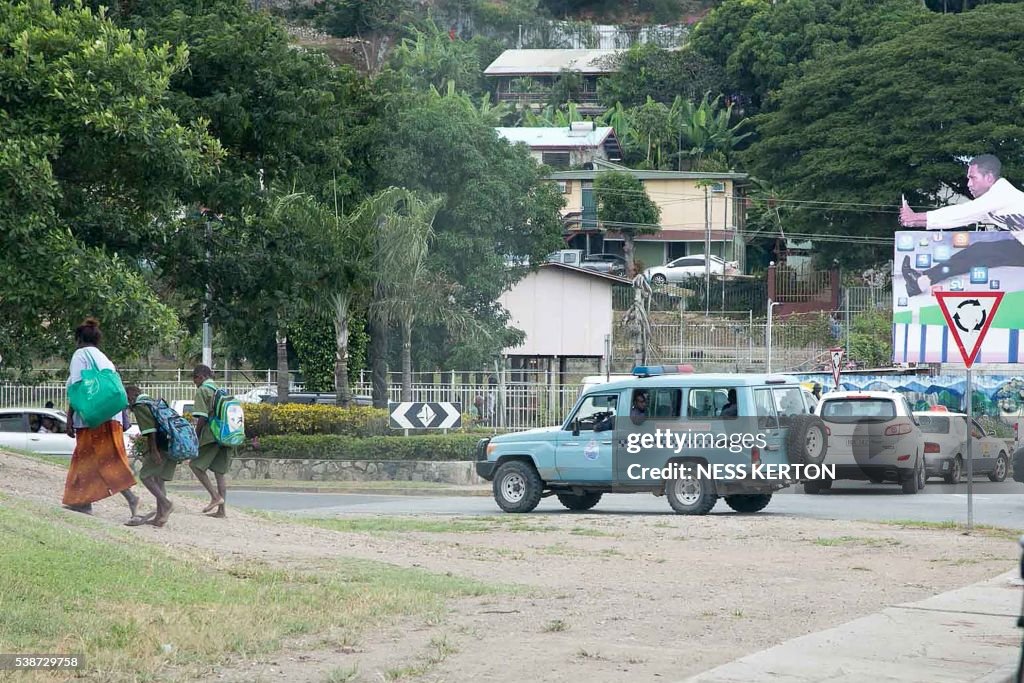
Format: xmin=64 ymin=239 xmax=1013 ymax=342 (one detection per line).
xmin=209 ymin=388 xmax=246 ymax=447
xmin=135 ymin=398 xmax=200 ymax=462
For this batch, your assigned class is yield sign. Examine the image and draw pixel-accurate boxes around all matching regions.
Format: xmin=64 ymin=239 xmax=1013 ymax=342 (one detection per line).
xmin=935 ymin=291 xmax=1004 ymax=368
xmin=829 ymin=347 xmax=844 ymax=389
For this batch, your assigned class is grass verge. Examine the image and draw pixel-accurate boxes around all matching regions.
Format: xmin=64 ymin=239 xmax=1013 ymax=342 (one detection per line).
xmin=0 ymin=496 xmax=504 ymax=682
xmin=297 ymin=515 xmax=555 ymax=534
xmin=2 ymin=447 xmax=70 ymax=469
xmin=871 ymin=519 xmax=1023 ymax=541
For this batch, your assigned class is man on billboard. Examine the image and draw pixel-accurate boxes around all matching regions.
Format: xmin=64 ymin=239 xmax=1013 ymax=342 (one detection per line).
xmin=899 ymin=154 xmax=1024 ymax=296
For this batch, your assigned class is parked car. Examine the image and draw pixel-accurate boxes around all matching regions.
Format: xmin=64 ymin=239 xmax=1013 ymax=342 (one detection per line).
xmin=580 ymin=253 xmax=626 ymax=276
xmin=260 ymin=392 xmax=374 ymax=407
xmin=0 ymin=406 xmax=139 ymax=456
xmin=915 ymin=410 xmax=1009 ymax=483
xmin=643 ymin=255 xmax=739 ymax=285
xmin=813 ymin=390 xmax=925 ymax=494
xmin=544 ymin=249 xmax=584 ymax=267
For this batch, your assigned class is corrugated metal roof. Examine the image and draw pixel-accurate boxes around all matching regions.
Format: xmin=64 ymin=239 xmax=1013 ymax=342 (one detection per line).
xmin=484 ymin=49 xmax=624 ymax=76
xmin=496 ymin=126 xmax=615 ymax=149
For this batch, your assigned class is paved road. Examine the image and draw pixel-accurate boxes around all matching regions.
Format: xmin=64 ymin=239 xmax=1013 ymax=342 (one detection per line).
xmin=219 ymin=479 xmax=1024 ymax=529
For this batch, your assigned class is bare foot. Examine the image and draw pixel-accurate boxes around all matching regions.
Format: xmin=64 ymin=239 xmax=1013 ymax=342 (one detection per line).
xmin=209 ymin=504 xmax=227 ymax=519
xmin=201 ymin=497 xmax=224 ymax=513
xmin=126 ymin=493 xmax=139 ymax=518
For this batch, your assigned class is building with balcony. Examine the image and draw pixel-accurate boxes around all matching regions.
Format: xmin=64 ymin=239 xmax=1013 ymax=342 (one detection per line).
xmin=484 ymin=48 xmax=624 ymax=115
xmin=548 ymin=160 xmax=750 ymax=271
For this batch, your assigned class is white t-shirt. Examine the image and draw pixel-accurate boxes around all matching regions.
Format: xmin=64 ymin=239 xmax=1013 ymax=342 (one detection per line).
xmin=67 ymin=346 xmax=121 ymax=429
xmin=926 ymin=178 xmax=1024 ymax=245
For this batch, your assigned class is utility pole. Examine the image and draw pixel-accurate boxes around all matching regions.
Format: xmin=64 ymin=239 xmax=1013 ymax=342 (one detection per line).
xmin=704 ymin=186 xmax=711 ymax=316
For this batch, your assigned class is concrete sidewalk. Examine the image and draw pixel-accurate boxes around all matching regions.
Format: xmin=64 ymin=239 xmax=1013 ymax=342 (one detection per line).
xmin=683 ymin=571 xmax=1022 ymax=683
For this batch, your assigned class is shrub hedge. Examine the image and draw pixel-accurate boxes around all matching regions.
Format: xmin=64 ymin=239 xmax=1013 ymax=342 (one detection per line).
xmin=242 ymin=402 xmax=493 ymax=439
xmin=248 ymin=434 xmax=481 ymax=461
xmin=243 ymin=403 xmax=389 ymax=438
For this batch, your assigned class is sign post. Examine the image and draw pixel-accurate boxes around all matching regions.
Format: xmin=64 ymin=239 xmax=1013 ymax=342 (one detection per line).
xmin=829 ymin=347 xmax=845 ymax=390
xmin=935 ymin=291 xmax=1004 ymax=532
xmin=389 ymin=402 xmax=463 ymax=430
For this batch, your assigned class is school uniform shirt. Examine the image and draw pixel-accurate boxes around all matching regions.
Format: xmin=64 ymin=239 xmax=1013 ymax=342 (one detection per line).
xmin=192 ymin=379 xmax=220 ymax=447
xmin=66 ymin=346 xmax=122 ymax=430
xmin=131 ymin=394 xmax=168 ymax=452
xmin=926 ymin=178 xmax=1024 ymax=244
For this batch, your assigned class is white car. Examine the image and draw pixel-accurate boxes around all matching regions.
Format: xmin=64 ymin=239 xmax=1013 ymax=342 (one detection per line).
xmin=915 ymin=409 xmax=1009 ymax=484
xmin=644 ymin=255 xmax=739 ymax=285
xmin=812 ymin=390 xmax=926 ymax=494
xmin=0 ymin=406 xmax=140 ymax=457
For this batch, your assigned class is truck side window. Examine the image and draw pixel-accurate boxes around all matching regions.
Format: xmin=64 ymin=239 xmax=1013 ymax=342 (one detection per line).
xmin=649 ymin=388 xmax=682 ymax=419
xmin=754 ymin=389 xmax=779 ymax=430
xmin=687 ymin=388 xmax=731 ymax=418
xmin=569 ymin=394 xmax=618 ymax=432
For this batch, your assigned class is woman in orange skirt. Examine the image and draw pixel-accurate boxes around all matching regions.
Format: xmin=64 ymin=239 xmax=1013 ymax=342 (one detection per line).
xmin=62 ymin=318 xmax=143 ymax=523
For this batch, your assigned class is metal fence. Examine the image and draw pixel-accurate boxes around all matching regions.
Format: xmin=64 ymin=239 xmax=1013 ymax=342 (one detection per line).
xmin=0 ymin=379 xmax=585 ymax=433
xmin=350 ymin=381 xmax=582 ymax=432
xmin=0 ymin=382 xmax=281 ymax=412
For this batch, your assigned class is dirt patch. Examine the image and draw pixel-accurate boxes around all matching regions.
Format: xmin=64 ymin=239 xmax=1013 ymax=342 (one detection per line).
xmin=1 ymin=452 xmax=1017 ymax=682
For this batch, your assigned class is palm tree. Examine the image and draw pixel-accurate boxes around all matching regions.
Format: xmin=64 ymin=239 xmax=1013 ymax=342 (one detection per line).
xmin=671 ymin=93 xmax=751 ymax=171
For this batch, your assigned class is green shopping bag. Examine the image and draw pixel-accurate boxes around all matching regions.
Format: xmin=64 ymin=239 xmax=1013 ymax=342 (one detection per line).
xmin=67 ymin=350 xmax=128 ymax=428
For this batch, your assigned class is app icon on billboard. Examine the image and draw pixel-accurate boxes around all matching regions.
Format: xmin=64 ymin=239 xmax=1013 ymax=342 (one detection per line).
xmin=970 ymin=266 xmax=989 ymax=284
xmin=897 ymin=297 xmax=908 ymax=307
xmin=991 ymin=280 xmax=1001 ymax=289
xmin=949 ymin=279 xmax=964 ymax=291
xmin=933 ymin=245 xmax=952 ymax=262
xmin=915 ymin=254 xmax=932 ymax=269
xmin=953 ymin=232 xmax=970 ymax=248
xmin=919 ymin=237 xmax=930 ymax=247
xmin=932 ymin=232 xmax=944 ymax=242
xmin=897 ymin=235 xmax=915 ymax=251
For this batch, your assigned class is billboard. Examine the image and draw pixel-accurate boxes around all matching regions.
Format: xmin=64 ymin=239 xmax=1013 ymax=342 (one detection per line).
xmin=892 ymin=230 xmax=1024 ymax=363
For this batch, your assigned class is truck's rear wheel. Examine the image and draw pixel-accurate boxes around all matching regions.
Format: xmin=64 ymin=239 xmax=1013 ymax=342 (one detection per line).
xmin=493 ymin=461 xmax=543 ymax=513
xmin=665 ymin=473 xmax=717 ymax=515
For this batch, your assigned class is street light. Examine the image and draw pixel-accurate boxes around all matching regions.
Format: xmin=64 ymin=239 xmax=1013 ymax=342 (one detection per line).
xmin=766 ymin=297 xmax=782 ymax=373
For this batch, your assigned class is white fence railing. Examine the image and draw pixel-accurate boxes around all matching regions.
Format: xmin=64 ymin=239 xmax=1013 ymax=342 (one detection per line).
xmin=0 ymin=382 xmax=282 ymax=412
xmin=1 ymin=380 xmax=584 ymax=433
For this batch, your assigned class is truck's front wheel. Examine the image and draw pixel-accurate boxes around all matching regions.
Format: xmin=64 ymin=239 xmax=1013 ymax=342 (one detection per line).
xmin=493 ymin=460 xmax=543 ymax=513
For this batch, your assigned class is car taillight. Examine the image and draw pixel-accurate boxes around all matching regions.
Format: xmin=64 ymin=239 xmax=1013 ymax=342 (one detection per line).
xmin=924 ymin=442 xmax=940 ymax=453
xmin=751 ymin=446 xmax=761 ymax=465
xmin=885 ymin=422 xmax=912 ymax=436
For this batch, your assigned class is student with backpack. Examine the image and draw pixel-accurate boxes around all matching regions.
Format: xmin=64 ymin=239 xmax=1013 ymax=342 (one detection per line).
xmin=189 ymin=364 xmax=243 ymax=518
xmin=125 ymin=385 xmax=195 ymax=527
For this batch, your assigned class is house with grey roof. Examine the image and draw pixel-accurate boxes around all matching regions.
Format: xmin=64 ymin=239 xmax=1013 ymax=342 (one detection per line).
xmin=484 ymin=48 xmax=624 ymax=114
xmin=495 ymin=122 xmax=622 ymax=170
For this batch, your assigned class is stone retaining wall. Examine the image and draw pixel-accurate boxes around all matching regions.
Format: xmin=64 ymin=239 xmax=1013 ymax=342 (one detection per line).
xmin=180 ymin=458 xmax=482 ymax=485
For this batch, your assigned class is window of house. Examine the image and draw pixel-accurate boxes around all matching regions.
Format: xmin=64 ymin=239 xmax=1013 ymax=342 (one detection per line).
xmin=542 ymin=151 xmax=571 ymax=170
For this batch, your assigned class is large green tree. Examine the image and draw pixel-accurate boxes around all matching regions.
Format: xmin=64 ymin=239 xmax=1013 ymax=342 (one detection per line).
xmin=367 ymin=86 xmax=566 ymax=367
xmin=0 ymin=0 xmax=221 ymax=371
xmin=690 ymin=0 xmax=930 ymax=113
xmin=598 ymin=44 xmax=727 ymax=109
xmin=741 ymin=4 xmax=1024 ymax=267
xmin=101 ymin=0 xmax=372 ymax=368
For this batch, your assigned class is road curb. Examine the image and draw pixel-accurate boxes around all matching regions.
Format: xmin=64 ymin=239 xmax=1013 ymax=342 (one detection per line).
xmin=166 ymin=483 xmax=492 ymax=497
